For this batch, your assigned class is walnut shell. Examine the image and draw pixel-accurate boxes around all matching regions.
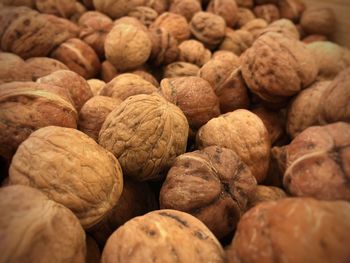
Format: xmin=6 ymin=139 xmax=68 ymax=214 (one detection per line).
xmin=0 ymin=52 xmax=31 ymax=84
xmin=178 ymin=40 xmax=212 ymax=67
xmin=258 ymin=18 xmax=300 ymax=39
xmin=0 ymin=185 xmax=86 ymax=263
xmin=70 ymin=2 xmax=87 ymax=23
xmin=144 ymin=0 xmax=169 ymax=14
xmin=92 ymin=0 xmax=145 ymax=19
xmin=0 ymin=0 xmax=35 ymax=8
xmin=101 ymin=209 xmax=226 ymax=263
xmin=226 ymin=198 xmax=350 ymax=263
xmin=25 ymin=57 xmax=69 ymax=81
xmin=0 ymin=82 xmax=77 ymax=159
xmin=300 ymin=7 xmax=336 ymax=36
xmin=160 ymin=77 xmax=220 ymax=129
xmin=283 ymin=122 xmax=350 ymax=201
xmin=278 ymin=0 xmax=305 ymax=22
xmin=163 ymin=61 xmax=200 ymax=78
xmin=105 ymin=23 xmax=152 ymax=71
xmin=87 ymin=79 xmax=106 ymax=96
xmin=128 ymin=6 xmax=158 ymax=27
xmin=131 ymin=69 xmax=160 ymax=87
xmin=113 ymin=16 xmax=149 ymax=32
xmin=248 ymin=185 xmax=286 ymax=208
xmin=160 ymin=146 xmax=257 ymax=239
xmin=35 ymin=0 xmax=78 ymax=18
xmin=101 ymin=60 xmax=119 ymax=82
xmin=78 ymin=96 xmax=122 ymax=141
xmin=241 ymin=18 xmax=268 ymax=40
xmin=207 ymin=0 xmax=238 ymax=27
xmin=196 ymin=109 xmax=271 ymax=183
xmin=236 ymin=7 xmax=256 ymax=28
xmin=253 ymin=4 xmax=280 ymax=24
xmin=169 ymin=0 xmax=202 ymax=21
xmin=235 ymin=0 xmax=253 ymax=8
xmin=9 ymin=126 xmax=124 ymax=228
xmin=99 ymin=94 xmax=189 ymax=181
xmin=219 ymin=29 xmax=253 ymax=56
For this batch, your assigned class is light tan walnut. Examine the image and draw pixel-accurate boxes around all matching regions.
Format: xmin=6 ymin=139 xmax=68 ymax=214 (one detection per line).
xmin=178 ymin=40 xmax=211 ymax=67
xmin=241 ymin=18 xmax=268 ymax=40
xmin=236 ymin=7 xmax=255 ymax=28
xmin=128 ymin=6 xmax=158 ymax=27
xmin=300 ymin=7 xmax=336 ymax=36
xmin=113 ymin=16 xmax=149 ymax=32
xmin=92 ymin=0 xmax=145 ymax=19
xmin=253 ymin=4 xmax=280 ymax=24
xmin=258 ymin=18 xmax=300 ymax=39
xmin=169 ymin=0 xmax=202 ymax=21
xmin=207 ymin=0 xmax=238 ymax=27
xmin=87 ymin=79 xmax=106 ymax=96
xmin=219 ymin=28 xmax=253 ymax=56
xmin=248 ymin=185 xmax=286 ymax=208
xmin=163 ymin=62 xmax=200 ymax=78
xmin=144 ymin=0 xmax=169 ymax=14
xmin=25 ymin=57 xmax=69 ymax=81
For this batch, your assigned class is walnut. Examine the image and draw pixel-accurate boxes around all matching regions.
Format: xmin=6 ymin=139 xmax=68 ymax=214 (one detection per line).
xmin=87 ymin=79 xmax=106 ymax=96
xmin=113 ymin=16 xmax=149 ymax=32
xmin=70 ymin=2 xmax=87 ymax=23
xmin=190 ymin=12 xmax=226 ymax=49
xmin=241 ymin=18 xmax=268 ymax=40
xmin=169 ymin=0 xmax=202 ymax=22
xmin=0 ymin=52 xmax=31 ymax=83
xmin=0 ymin=82 xmax=77 ymax=159
xmin=144 ymin=0 xmax=169 ymax=14
xmin=258 ymin=18 xmax=300 ymax=39
xmin=236 ymin=7 xmax=256 ymax=28
xmin=240 ymin=32 xmax=318 ymax=104
xmin=35 ymin=0 xmax=78 ymax=18
xmin=206 ymin=0 xmax=238 ymax=27
xmin=248 ymin=185 xmax=287 ymax=208
xmin=163 ymin=62 xmax=200 ymax=78
xmin=128 ymin=6 xmax=158 ymax=27
xmin=78 ymin=11 xmax=113 ymax=59
xmin=235 ymin=0 xmax=253 ymax=8
xmin=150 ymin=12 xmax=190 ymax=42
xmin=0 ymin=185 xmax=86 ymax=263
xmin=178 ymin=40 xmax=211 ymax=67
xmin=0 ymin=0 xmax=35 ymax=8
xmin=302 ymin=34 xmax=328 ymax=44
xmin=160 ymin=77 xmax=220 ymax=129
xmin=99 ymin=94 xmax=189 ymax=181
xmin=101 ymin=60 xmax=119 ymax=82
xmin=131 ymin=69 xmax=160 ymax=87
xmin=105 ymin=23 xmax=152 ymax=71
xmin=149 ymin=27 xmax=179 ymax=66
xmin=278 ymin=0 xmax=305 ymax=22
xmin=226 ymin=198 xmax=350 ymax=263
xmin=101 ymin=210 xmax=226 ymax=263
xmin=300 ymin=7 xmax=336 ymax=36
xmin=219 ymin=28 xmax=253 ymax=56
xmin=92 ymin=0 xmax=145 ymax=19
xmin=196 ymin=109 xmax=271 ymax=183
xmin=78 ymin=96 xmax=121 ymax=141
xmin=25 ymin=57 xmax=69 ymax=81
xmin=37 ymin=70 xmax=93 ymax=111
xmin=86 ymin=236 xmax=101 ymax=263
xmin=9 ymin=126 xmax=124 ymax=228
xmin=253 ymin=4 xmax=280 ymax=24
xmin=307 ymin=41 xmax=350 ymax=79
xmin=211 ymin=50 xmax=239 ymax=61
xmin=160 ymin=146 xmax=257 ymax=239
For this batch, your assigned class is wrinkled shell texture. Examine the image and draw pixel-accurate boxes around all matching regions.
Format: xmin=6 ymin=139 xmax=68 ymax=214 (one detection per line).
xmin=92 ymin=0 xmax=145 ymax=19
xmin=9 ymin=126 xmax=123 ymax=229
xmin=101 ymin=210 xmax=226 ymax=263
xmin=160 ymin=146 xmax=257 ymax=239
xmin=219 ymin=29 xmax=253 ymax=56
xmin=197 ymin=109 xmax=270 ymax=183
xmin=128 ymin=6 xmax=158 ymax=27
xmin=160 ymin=77 xmax=220 ymax=129
xmin=0 ymin=185 xmax=86 ymax=263
xmin=25 ymin=57 xmax=69 ymax=81
xmin=226 ymin=198 xmax=350 ymax=263
xmin=300 ymin=7 xmax=335 ymax=36
xmin=248 ymin=185 xmax=286 ymax=208
xmin=253 ymin=4 xmax=280 ymax=23
xmin=35 ymin=0 xmax=77 ymax=18
xmin=0 ymin=82 xmax=77 ymax=159
xmin=207 ymin=0 xmax=238 ymax=27
xmin=236 ymin=7 xmax=256 ymax=27
xmin=259 ymin=19 xmax=300 ymax=40
xmin=241 ymin=32 xmax=318 ymax=103
xmin=105 ymin=23 xmax=152 ymax=71
xmin=99 ymin=94 xmax=189 ymax=181
xmin=283 ymin=122 xmax=350 ymax=201
xmin=163 ymin=62 xmax=200 ymax=78
xmin=241 ymin=18 xmax=268 ymax=40
xmin=178 ymin=40 xmax=212 ymax=67
xmin=169 ymin=0 xmax=202 ymax=21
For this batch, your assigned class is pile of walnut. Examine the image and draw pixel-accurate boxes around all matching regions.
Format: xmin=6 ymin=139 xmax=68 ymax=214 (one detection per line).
xmin=1 ymin=0 xmax=350 ymax=262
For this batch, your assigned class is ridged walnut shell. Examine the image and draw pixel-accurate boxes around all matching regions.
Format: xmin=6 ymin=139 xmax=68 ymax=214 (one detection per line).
xmin=163 ymin=62 xmax=200 ymax=78
xmin=253 ymin=4 xmax=280 ymax=24
xmin=258 ymin=18 xmax=300 ymax=39
xmin=9 ymin=126 xmax=124 ymax=229
xmin=236 ymin=7 xmax=255 ymax=28
xmin=300 ymin=7 xmax=336 ymax=36
xmin=207 ymin=0 xmax=238 ymax=27
xmin=92 ymin=0 xmax=145 ymax=19
xmin=248 ymin=185 xmax=286 ymax=208
xmin=169 ymin=0 xmax=202 ymax=22
xmin=128 ymin=6 xmax=158 ymax=27
xmin=241 ymin=18 xmax=268 ymax=40
xmin=219 ymin=29 xmax=253 ymax=56
xmin=35 ymin=0 xmax=77 ymax=18
xmin=178 ymin=39 xmax=211 ymax=67
xmin=25 ymin=57 xmax=69 ymax=81
xmin=87 ymin=79 xmax=106 ymax=96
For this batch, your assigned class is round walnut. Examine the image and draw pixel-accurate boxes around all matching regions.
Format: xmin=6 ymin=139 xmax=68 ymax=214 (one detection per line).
xmin=92 ymin=0 xmax=145 ymax=19
xmin=35 ymin=0 xmax=77 ymax=18
xmin=258 ymin=19 xmax=300 ymax=40
xmin=0 ymin=82 xmax=77 ymax=159
xmin=226 ymin=198 xmax=350 ymax=263
xmin=219 ymin=29 xmax=253 ymax=56
xmin=240 ymin=32 xmax=318 ymax=104
xmin=87 ymin=79 xmax=106 ymax=96
xmin=178 ymin=40 xmax=211 ymax=67
xmin=248 ymin=185 xmax=286 ymax=208
xmin=70 ymin=2 xmax=87 ymax=24
xmin=169 ymin=0 xmax=202 ymax=22
xmin=101 ymin=60 xmax=119 ymax=83
xmin=253 ymin=4 xmax=280 ymax=24
xmin=78 ymin=96 xmax=122 ymax=141
xmin=0 ymin=185 xmax=86 ymax=263
xmin=51 ymin=38 xmax=101 ymax=79
xmin=144 ymin=0 xmax=168 ymax=14
xmin=235 ymin=0 xmax=253 ymax=8
xmin=278 ymin=0 xmax=305 ymax=22
xmin=211 ymin=50 xmax=239 ymax=61
xmin=236 ymin=8 xmax=256 ymax=28
xmin=150 ymin=12 xmax=190 ymax=42
xmin=196 ymin=109 xmax=271 ymax=183
xmin=131 ymin=69 xmax=160 ymax=87
xmin=190 ymin=12 xmax=226 ymax=49
xmin=105 ymin=23 xmax=152 ymax=71
xmin=160 ymin=77 xmax=220 ymax=129
xmin=241 ymin=18 xmax=268 ymax=40
xmin=101 ymin=209 xmax=226 ymax=263
xmin=300 ymin=7 xmax=336 ymax=36
xmin=24 ymin=57 xmax=69 ymax=81
xmin=207 ymin=0 xmax=238 ymax=27
xmin=128 ymin=6 xmax=158 ymax=27
xmin=0 ymin=52 xmax=31 ymax=84
xmin=113 ymin=16 xmax=149 ymax=32
xmin=9 ymin=126 xmax=124 ymax=229
xmin=281 ymin=122 xmax=350 ymax=201
xmin=99 ymin=73 xmax=158 ymax=101
xmin=163 ymin=62 xmax=200 ymax=78
xmin=99 ymin=94 xmax=189 ymax=181
xmin=160 ymin=146 xmax=257 ymax=239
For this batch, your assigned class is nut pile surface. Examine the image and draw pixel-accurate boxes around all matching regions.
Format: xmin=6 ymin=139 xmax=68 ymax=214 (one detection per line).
xmin=0 ymin=0 xmax=349 ymax=262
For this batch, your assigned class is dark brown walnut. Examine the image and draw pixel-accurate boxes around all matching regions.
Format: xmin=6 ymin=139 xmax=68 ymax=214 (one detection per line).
xmin=9 ymin=126 xmax=124 ymax=228
xmin=0 ymin=82 xmax=77 ymax=159
xmin=145 ymin=0 xmax=168 ymax=14
xmin=280 ymin=122 xmax=350 ymax=201
xmin=89 ymin=178 xmax=158 ymax=246
xmin=160 ymin=146 xmax=257 ymax=239
xmin=78 ymin=11 xmax=113 ymax=59
xmin=226 ymin=198 xmax=350 ymax=263
xmin=190 ymin=12 xmax=226 ymax=49
xmin=235 ymin=0 xmax=253 ymax=8
xmin=207 ymin=0 xmax=238 ymax=27
xmin=255 ymin=0 xmax=278 ymax=4
xmin=92 ymin=0 xmax=145 ymax=19
xmin=240 ymin=32 xmax=318 ymax=104
xmin=163 ymin=62 xmax=200 ymax=78
xmin=86 ymin=236 xmax=101 ymax=263
xmin=160 ymin=77 xmax=220 ymax=129
xmin=35 ymin=0 xmax=78 ymax=18
xmin=302 ymin=34 xmax=328 ymax=44
xmin=236 ymin=7 xmax=256 ymax=28
xmin=307 ymin=41 xmax=350 ymax=79
xmin=149 ymin=27 xmax=179 ymax=66
xmin=0 ymin=52 xmax=31 ymax=84
xmin=219 ymin=28 xmax=253 ymax=56
xmin=0 ymin=185 xmax=86 ymax=263
xmin=25 ymin=57 xmax=69 ymax=81
xmin=169 ymin=0 xmax=202 ymax=22
xmin=87 ymin=79 xmax=106 ymax=96
xmin=300 ymin=7 xmax=336 ymax=36
xmin=248 ymin=185 xmax=286 ymax=208
xmin=128 ymin=6 xmax=158 ymax=27
xmin=101 ymin=209 xmax=226 ymax=263
xmin=319 ymin=68 xmax=350 ymax=124
xmin=78 ymin=96 xmax=122 ymax=141
xmin=99 ymin=73 xmax=158 ymax=101
xmin=150 ymin=12 xmax=190 ymax=42
xmin=278 ymin=0 xmax=305 ymax=22
xmin=241 ymin=18 xmax=268 ymax=40
xmin=253 ymin=4 xmax=280 ymax=24
xmin=258 ymin=18 xmax=300 ymax=39
xmin=101 ymin=60 xmax=119 ymax=82
xmin=80 ymin=0 xmax=94 ymax=9
xmin=178 ymin=40 xmax=211 ymax=67
xmin=105 ymin=23 xmax=152 ymax=71
xmin=99 ymin=94 xmax=189 ymax=181
xmin=287 ymin=81 xmax=331 ymax=138
xmin=37 ymin=70 xmax=93 ymax=111
xmin=197 ymin=109 xmax=270 ymax=183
